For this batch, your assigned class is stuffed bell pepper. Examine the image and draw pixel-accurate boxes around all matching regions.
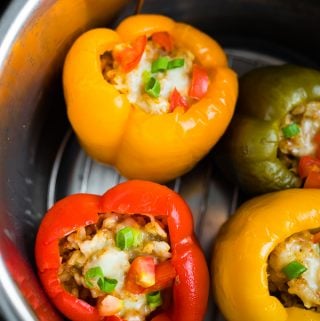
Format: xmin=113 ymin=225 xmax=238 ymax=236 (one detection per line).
xmin=224 ymin=64 xmax=320 ymax=194
xmin=63 ymin=14 xmax=238 ymax=182
xmin=212 ymin=188 xmax=320 ymax=321
xmin=35 ymin=180 xmax=209 ymax=321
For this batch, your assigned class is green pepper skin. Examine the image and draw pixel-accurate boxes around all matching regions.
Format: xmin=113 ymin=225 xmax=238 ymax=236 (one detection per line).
xmin=227 ymin=64 xmax=320 ymax=195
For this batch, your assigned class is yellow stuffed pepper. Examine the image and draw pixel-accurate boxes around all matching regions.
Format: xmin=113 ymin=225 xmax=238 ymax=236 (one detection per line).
xmin=63 ymin=14 xmax=238 ymax=182
xmin=212 ymin=189 xmax=320 ymax=321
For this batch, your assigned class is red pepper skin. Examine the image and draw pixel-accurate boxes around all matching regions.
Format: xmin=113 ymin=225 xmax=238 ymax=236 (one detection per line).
xmin=35 ymin=180 xmax=209 ymax=321
xmin=298 ymin=155 xmax=320 ymax=178
xmin=169 ymin=88 xmax=188 ymax=112
xmin=304 ymin=170 xmax=320 ymax=188
xmin=125 ymin=260 xmax=176 ymax=294
xmin=189 ymin=64 xmax=209 ymax=99
xmin=113 ymin=35 xmax=147 ymax=72
xmin=151 ymin=31 xmax=173 ymax=52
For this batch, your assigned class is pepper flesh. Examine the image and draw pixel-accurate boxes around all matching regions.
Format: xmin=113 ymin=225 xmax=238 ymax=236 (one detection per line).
xmin=35 ymin=180 xmax=209 ymax=321
xmin=212 ymin=188 xmax=320 ymax=321
xmin=224 ymin=64 xmax=320 ymax=194
xmin=63 ymin=14 xmax=238 ymax=182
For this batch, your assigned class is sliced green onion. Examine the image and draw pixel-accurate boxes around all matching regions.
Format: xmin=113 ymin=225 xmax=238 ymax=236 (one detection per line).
xmin=146 ymin=291 xmax=162 ymax=309
xmin=98 ymin=277 xmax=118 ymax=293
xmin=116 ymin=226 xmax=142 ymax=250
xmin=282 ymin=123 xmax=300 ymax=138
xmin=142 ymin=70 xmax=151 ymax=84
xmin=116 ymin=226 xmax=134 ymax=250
xmin=282 ymin=261 xmax=307 ymax=280
xmin=84 ymin=266 xmax=104 ymax=287
xmin=151 ymin=56 xmax=169 ymax=73
xmin=145 ymin=77 xmax=161 ymax=98
xmin=167 ymin=58 xmax=185 ymax=69
xmin=85 ymin=267 xmax=118 ymax=292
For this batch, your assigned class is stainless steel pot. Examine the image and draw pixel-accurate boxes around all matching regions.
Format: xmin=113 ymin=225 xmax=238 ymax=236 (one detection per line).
xmin=0 ymin=1 xmax=319 ymax=320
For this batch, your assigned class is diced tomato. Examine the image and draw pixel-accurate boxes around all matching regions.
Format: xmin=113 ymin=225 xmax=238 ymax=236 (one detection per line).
xmin=298 ymin=156 xmax=320 ymax=179
xmin=98 ymin=295 xmax=123 ymax=317
xmin=169 ymin=88 xmax=189 ymax=112
xmin=304 ymin=170 xmax=320 ymax=188
xmin=145 ymin=260 xmax=176 ymax=293
xmin=113 ymin=35 xmax=147 ymax=72
xmin=125 ymin=259 xmax=176 ymax=294
xmin=126 ymin=256 xmax=156 ymax=292
xmin=188 ymin=64 xmax=209 ymax=100
xmin=151 ymin=32 xmax=173 ymax=52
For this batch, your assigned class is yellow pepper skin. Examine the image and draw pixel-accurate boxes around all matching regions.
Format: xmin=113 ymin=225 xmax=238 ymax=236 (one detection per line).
xmin=211 ymin=189 xmax=320 ymax=321
xmin=63 ymin=14 xmax=238 ymax=182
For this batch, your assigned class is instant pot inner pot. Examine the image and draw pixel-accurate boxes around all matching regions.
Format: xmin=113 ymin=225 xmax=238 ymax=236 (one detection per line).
xmin=0 ymin=1 xmax=319 ymax=320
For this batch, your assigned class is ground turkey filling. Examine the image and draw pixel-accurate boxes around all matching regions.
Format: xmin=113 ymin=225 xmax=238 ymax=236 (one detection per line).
xmin=101 ymin=36 xmax=195 ymax=114
xmin=59 ymin=213 xmax=173 ymax=321
xmin=278 ymin=101 xmax=320 ymax=174
xmin=268 ymin=230 xmax=320 ymax=310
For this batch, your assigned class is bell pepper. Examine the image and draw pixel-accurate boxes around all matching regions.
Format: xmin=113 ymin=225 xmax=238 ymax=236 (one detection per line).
xmin=63 ymin=14 xmax=238 ymax=182
xmin=212 ymin=188 xmax=320 ymax=321
xmin=35 ymin=180 xmax=209 ymax=321
xmin=224 ymin=64 xmax=320 ymax=194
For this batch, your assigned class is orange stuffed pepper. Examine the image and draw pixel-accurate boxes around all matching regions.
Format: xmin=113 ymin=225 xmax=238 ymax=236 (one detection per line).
xmin=63 ymin=14 xmax=238 ymax=182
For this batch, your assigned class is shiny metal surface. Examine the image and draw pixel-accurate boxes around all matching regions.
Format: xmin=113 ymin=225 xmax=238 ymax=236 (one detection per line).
xmin=0 ymin=1 xmax=129 ymax=320
xmin=0 ymin=0 xmax=319 ymax=320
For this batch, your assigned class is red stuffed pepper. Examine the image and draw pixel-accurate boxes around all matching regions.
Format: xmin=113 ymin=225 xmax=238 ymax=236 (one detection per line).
xmin=35 ymin=180 xmax=209 ymax=321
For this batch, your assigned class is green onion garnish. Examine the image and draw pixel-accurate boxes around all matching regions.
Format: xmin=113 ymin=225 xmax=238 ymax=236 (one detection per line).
xmin=146 ymin=291 xmax=162 ymax=309
xmin=151 ymin=56 xmax=169 ymax=73
xmin=116 ymin=226 xmax=142 ymax=250
xmin=84 ymin=266 xmax=104 ymax=287
xmin=167 ymin=58 xmax=185 ymax=69
xmin=98 ymin=277 xmax=118 ymax=293
xmin=145 ymin=77 xmax=161 ymax=98
xmin=282 ymin=123 xmax=300 ymax=138
xmin=116 ymin=226 xmax=134 ymax=250
xmin=85 ymin=267 xmax=118 ymax=292
xmin=282 ymin=261 xmax=307 ymax=280
xmin=142 ymin=70 xmax=151 ymax=84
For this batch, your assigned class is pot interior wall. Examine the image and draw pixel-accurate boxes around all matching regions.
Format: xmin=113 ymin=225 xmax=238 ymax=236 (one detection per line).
xmin=0 ymin=0 xmax=319 ymax=320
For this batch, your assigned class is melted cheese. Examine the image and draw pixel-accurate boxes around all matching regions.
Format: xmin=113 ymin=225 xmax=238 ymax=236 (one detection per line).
xmin=111 ymin=41 xmax=194 ymax=114
xmin=269 ymin=231 xmax=320 ymax=308
xmin=78 ymin=231 xmax=113 ymax=258
xmin=85 ymin=248 xmax=130 ymax=290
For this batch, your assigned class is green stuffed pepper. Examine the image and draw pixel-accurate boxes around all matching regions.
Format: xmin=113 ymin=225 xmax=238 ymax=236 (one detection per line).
xmin=225 ymin=64 xmax=320 ymax=194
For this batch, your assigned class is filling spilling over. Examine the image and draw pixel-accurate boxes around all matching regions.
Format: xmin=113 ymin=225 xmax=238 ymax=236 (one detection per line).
xmin=101 ymin=31 xmax=209 ymax=114
xmin=278 ymin=101 xmax=320 ymax=187
xmin=268 ymin=230 xmax=320 ymax=310
xmin=59 ymin=213 xmax=176 ymax=321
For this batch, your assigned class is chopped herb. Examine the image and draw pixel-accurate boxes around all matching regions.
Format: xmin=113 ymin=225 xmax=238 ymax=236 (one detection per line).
xmin=98 ymin=277 xmax=118 ymax=293
xmin=146 ymin=291 xmax=162 ymax=309
xmin=145 ymin=77 xmax=161 ymax=98
xmin=151 ymin=56 xmax=169 ymax=73
xmin=84 ymin=266 xmax=104 ymax=287
xmin=142 ymin=70 xmax=151 ymax=84
xmin=282 ymin=261 xmax=307 ymax=280
xmin=282 ymin=123 xmax=300 ymax=138
xmin=116 ymin=226 xmax=142 ymax=250
xmin=167 ymin=58 xmax=185 ymax=69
